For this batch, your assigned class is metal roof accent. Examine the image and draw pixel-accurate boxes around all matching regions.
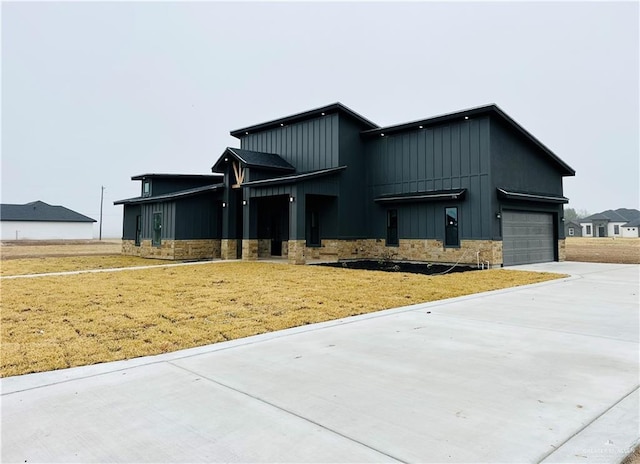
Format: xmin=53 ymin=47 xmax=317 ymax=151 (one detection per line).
xmin=131 ymin=173 xmax=222 ymax=181
xmin=374 ymin=189 xmax=467 ymax=204
xmin=0 ymin=201 xmax=96 ymax=223
xmin=241 ymin=166 xmax=347 ymax=188
xmin=497 ymin=188 xmax=569 ymax=204
xmin=361 ymin=104 xmax=575 ymax=177
xmin=230 ymin=102 xmax=379 ymax=138
xmin=211 ymin=148 xmax=295 ymax=174
xmin=114 ymin=184 xmax=224 ymax=205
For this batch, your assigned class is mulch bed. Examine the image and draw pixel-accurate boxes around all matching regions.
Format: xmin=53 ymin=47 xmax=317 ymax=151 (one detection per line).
xmin=317 ymin=260 xmax=478 ymax=275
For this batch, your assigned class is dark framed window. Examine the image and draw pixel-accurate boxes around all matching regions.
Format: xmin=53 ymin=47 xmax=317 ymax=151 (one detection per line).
xmin=444 ymin=207 xmax=459 ymax=247
xmin=386 ymin=209 xmax=398 ymax=246
xmin=135 ymin=215 xmax=142 ymax=246
xmin=308 ymin=210 xmax=320 ymax=246
xmin=152 ymin=212 xmax=162 ymax=247
xmin=586 ymin=225 xmax=592 ymax=235
xmin=143 ymin=181 xmax=151 ymax=197
xmin=614 ymin=225 xmax=620 ymax=234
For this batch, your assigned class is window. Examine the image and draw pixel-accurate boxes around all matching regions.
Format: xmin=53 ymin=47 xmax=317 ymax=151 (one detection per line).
xmin=586 ymin=225 xmax=592 ymax=235
xmin=614 ymin=225 xmax=620 ymax=235
xmin=309 ymin=210 xmax=320 ymax=246
xmin=152 ymin=212 xmax=162 ymax=246
xmin=143 ymin=181 xmax=151 ymax=197
xmin=386 ymin=209 xmax=398 ymax=246
xmin=135 ymin=215 xmax=142 ymax=246
xmin=568 ymin=227 xmax=574 ymax=236
xmin=445 ymin=207 xmax=459 ymax=247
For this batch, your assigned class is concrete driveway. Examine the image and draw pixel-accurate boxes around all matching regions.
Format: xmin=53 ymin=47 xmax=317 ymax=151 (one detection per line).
xmin=2 ymin=262 xmax=638 ymax=463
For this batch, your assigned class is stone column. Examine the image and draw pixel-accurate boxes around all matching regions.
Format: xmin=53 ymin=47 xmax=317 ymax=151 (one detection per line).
xmin=221 ymin=239 xmax=237 ymax=260
xmin=242 ymin=239 xmax=259 ymax=260
xmin=288 ymin=240 xmax=306 ymax=265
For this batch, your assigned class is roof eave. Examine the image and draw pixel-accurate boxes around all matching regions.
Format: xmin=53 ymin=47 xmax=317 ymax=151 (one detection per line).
xmin=230 ymin=102 xmax=379 ymax=138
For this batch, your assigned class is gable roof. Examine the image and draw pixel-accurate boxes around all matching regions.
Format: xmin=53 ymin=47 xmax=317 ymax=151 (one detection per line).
xmin=582 ymin=208 xmax=640 ymax=223
xmin=230 ymin=102 xmax=379 ymax=138
xmin=0 ymin=201 xmax=96 ymax=223
xmin=361 ymin=104 xmax=575 ymax=177
xmin=212 ymin=147 xmax=295 ymax=173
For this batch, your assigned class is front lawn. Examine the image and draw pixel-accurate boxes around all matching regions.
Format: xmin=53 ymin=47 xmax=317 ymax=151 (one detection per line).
xmin=0 ymin=261 xmax=564 ymax=377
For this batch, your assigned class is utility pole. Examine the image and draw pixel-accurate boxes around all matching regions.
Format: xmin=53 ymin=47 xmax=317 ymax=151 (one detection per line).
xmin=99 ymin=186 xmax=105 ymax=241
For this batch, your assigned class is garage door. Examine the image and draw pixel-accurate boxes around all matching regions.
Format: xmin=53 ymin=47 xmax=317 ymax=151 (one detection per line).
xmin=502 ymin=211 xmax=555 ymax=266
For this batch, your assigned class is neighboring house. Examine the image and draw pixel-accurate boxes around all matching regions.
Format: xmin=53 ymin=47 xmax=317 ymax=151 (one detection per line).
xmin=564 ymin=220 xmax=583 ymax=237
xmin=0 ymin=201 xmax=96 ymax=240
xmin=115 ymin=102 xmax=575 ymax=266
xmin=579 ymin=208 xmax=640 ymax=238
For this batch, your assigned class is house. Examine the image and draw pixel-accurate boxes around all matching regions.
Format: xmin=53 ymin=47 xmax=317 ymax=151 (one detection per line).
xmin=580 ymin=208 xmax=640 ymax=238
xmin=114 ymin=174 xmax=224 ymax=259
xmin=0 ymin=201 xmax=96 ymax=240
xmin=115 ymin=103 xmax=575 ymax=266
xmin=564 ymin=220 xmax=583 ymax=237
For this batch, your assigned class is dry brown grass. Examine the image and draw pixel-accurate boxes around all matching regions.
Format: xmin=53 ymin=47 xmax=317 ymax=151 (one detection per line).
xmin=0 ymin=255 xmax=177 ymax=277
xmin=566 ymin=237 xmax=640 ymax=264
xmin=0 ymin=262 xmax=564 ymax=377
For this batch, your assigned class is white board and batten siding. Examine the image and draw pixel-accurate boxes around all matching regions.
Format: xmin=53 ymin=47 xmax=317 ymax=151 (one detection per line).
xmin=0 ymin=221 xmax=94 ymax=240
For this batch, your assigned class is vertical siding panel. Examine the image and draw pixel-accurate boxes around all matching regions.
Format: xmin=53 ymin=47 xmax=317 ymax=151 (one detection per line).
xmin=426 ymin=129 xmax=434 ymax=191
xmin=461 ymin=123 xmax=470 ymax=176
xmin=417 ymin=131 xmax=425 ymax=191
xmin=470 ymin=120 xmax=480 ymax=174
xmin=434 ymin=129 xmax=442 ymax=190
xmin=451 ymin=125 xmax=461 ymax=181
xmin=410 ymin=132 xmax=418 ymax=191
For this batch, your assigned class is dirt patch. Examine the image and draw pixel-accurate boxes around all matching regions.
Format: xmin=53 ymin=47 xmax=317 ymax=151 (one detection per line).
xmin=565 ymin=237 xmax=640 ymax=264
xmin=1 ymin=239 xmax=122 ymax=260
xmin=318 ymin=260 xmax=478 ymax=275
xmin=622 ymin=445 xmax=640 ymax=464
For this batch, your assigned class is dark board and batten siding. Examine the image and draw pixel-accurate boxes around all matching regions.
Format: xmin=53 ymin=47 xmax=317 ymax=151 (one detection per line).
xmin=490 ymin=117 xmax=565 ymax=240
xmin=140 ymin=202 xmax=176 ymax=240
xmin=175 ymin=196 xmax=221 ymax=240
xmin=366 ymin=117 xmax=492 ymax=241
xmin=240 ymin=114 xmax=340 ymax=172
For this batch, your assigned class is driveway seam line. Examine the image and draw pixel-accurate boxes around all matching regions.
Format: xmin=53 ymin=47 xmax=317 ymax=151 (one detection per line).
xmin=535 ymin=385 xmax=640 ymax=463
xmin=167 ymin=361 xmax=407 ymax=464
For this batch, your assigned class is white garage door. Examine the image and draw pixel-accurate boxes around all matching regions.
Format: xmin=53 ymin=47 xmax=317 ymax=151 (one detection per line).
xmin=502 ymin=211 xmax=555 ymax=266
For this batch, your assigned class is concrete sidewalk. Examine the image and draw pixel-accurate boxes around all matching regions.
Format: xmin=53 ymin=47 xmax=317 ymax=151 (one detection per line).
xmin=2 ymin=262 xmax=638 ymax=463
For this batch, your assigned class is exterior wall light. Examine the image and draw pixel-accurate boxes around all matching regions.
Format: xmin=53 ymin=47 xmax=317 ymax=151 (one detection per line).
xmin=419 ymin=125 xmax=423 ymax=129
xmin=222 ymin=202 xmax=226 ymax=208
xmin=224 ymin=157 xmax=228 ymax=162
xmin=245 ymin=131 xmax=249 ymax=135
xmin=464 ymin=116 xmax=469 ymax=120
xmin=280 ymin=123 xmax=284 ymax=127
xmin=289 ymin=196 xmax=295 ymax=203
xmin=381 ymin=133 xmax=385 ymax=137
xmin=496 ymin=212 xmax=501 ymax=219
xmin=242 ymin=200 xmax=247 ymax=206
xmin=321 ymin=112 xmax=325 ymax=116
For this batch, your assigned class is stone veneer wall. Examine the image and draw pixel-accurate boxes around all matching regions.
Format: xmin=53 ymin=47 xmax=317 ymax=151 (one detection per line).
xmin=221 ymin=239 xmax=238 ymax=260
xmin=242 ymin=240 xmax=259 ymax=260
xmin=121 ymin=239 xmax=220 ymax=260
xmin=558 ymin=239 xmax=566 ymax=262
xmin=302 ymin=238 xmax=504 ymax=267
xmin=288 ymin=240 xmax=306 ymax=264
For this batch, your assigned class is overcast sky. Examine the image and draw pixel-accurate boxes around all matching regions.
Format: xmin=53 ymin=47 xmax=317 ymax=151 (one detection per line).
xmin=2 ymin=1 xmax=638 ymax=238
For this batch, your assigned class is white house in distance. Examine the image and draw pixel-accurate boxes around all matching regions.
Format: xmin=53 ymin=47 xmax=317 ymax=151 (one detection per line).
xmin=0 ymin=201 xmax=96 ymax=240
xmin=579 ymin=208 xmax=640 ymax=238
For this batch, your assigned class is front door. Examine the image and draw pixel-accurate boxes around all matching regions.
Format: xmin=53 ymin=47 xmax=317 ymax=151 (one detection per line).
xmin=271 ymin=213 xmax=282 ymax=256
xmin=598 ymin=226 xmax=606 ymax=237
